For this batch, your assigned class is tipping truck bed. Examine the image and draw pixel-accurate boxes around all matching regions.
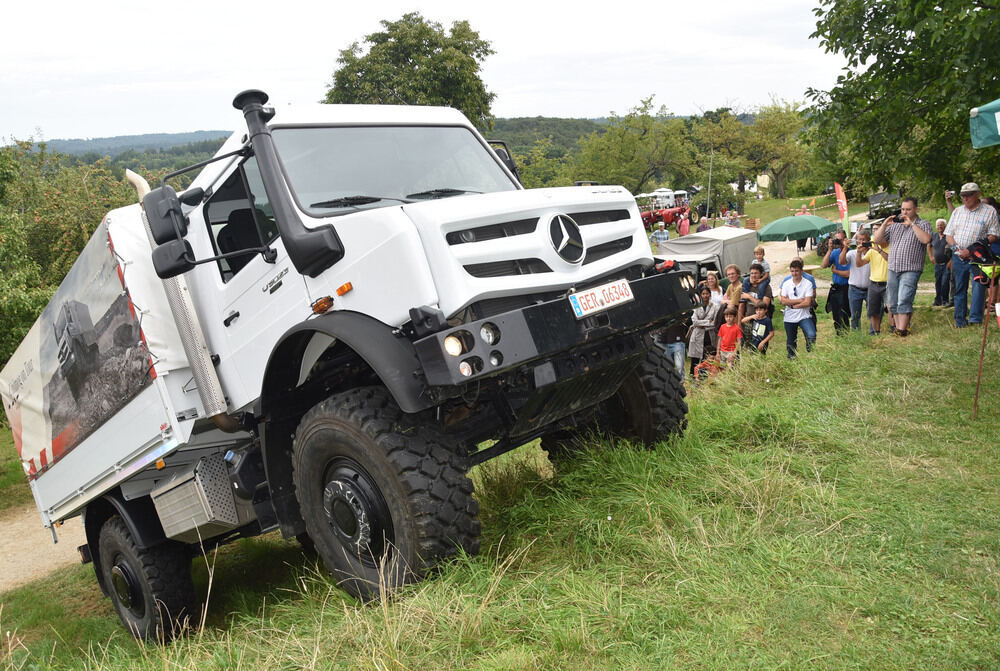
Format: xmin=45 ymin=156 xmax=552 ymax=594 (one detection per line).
xmin=0 ymin=205 xmax=223 ymax=528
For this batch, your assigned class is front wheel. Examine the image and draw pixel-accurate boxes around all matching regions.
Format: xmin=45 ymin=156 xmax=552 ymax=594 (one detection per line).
xmin=98 ymin=516 xmax=195 ymax=641
xmin=292 ymin=387 xmax=480 ymax=600
xmin=543 ymin=346 xmax=688 ymax=459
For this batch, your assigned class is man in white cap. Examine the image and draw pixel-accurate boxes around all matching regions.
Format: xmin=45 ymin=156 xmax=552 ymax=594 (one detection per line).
xmin=944 ymin=182 xmax=1000 ymax=327
xmin=649 ymin=220 xmax=670 ymax=253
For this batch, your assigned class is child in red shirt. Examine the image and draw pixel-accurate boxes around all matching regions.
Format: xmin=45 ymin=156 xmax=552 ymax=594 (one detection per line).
xmin=717 ymin=308 xmax=743 ymax=366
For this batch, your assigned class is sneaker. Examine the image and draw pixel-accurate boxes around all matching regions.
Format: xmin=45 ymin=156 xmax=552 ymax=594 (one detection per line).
xmin=897 ymin=329 xmax=910 ymax=337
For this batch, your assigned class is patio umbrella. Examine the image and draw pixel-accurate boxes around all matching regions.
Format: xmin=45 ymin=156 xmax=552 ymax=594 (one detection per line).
xmin=756 ymin=214 xmax=839 ymax=242
xmin=970 ymin=98 xmax=1000 ymax=148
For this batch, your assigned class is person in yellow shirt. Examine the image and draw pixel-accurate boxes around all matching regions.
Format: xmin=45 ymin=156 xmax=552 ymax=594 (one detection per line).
xmin=857 ymin=221 xmax=890 ymax=334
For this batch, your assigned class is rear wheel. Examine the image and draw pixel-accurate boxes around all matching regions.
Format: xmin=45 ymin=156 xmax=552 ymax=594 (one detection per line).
xmin=542 ymin=347 xmax=688 ymax=459
xmin=292 ymin=387 xmax=480 ymax=600
xmin=98 ymin=516 xmax=195 ymax=641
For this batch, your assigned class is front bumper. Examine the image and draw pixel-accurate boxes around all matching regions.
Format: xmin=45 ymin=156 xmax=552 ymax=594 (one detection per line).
xmin=413 ymin=270 xmax=699 ymax=387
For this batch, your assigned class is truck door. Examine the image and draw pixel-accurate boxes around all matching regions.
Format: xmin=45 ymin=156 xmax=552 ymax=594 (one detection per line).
xmin=193 ymin=156 xmax=310 ymax=411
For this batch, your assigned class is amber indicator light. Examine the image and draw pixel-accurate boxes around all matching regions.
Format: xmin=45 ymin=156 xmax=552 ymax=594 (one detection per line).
xmin=311 ymin=296 xmax=334 ymax=314
xmin=336 ymin=282 xmax=353 ymax=296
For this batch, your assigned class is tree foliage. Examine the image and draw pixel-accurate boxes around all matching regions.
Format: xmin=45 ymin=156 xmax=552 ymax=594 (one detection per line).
xmin=747 ymin=102 xmax=810 ymax=198
xmin=808 ymin=0 xmax=1000 ymax=196
xmin=325 ymin=13 xmax=496 ymax=130
xmin=566 ymin=99 xmax=695 ymax=194
xmin=0 ymin=142 xmax=138 ymax=365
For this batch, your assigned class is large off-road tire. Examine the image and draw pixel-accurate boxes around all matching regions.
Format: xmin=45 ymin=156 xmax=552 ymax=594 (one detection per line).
xmin=542 ymin=347 xmax=688 ymax=459
xmin=98 ymin=516 xmax=196 ymax=642
xmin=292 ymin=387 xmax=480 ymax=600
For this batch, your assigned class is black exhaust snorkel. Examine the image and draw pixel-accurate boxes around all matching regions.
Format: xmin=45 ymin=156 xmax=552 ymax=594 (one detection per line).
xmin=233 ymin=89 xmax=344 ymax=277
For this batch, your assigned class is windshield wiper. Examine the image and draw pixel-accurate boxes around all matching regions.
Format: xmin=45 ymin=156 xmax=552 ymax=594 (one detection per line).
xmin=310 ymin=195 xmax=411 ymax=208
xmin=405 ymin=188 xmax=481 ymax=200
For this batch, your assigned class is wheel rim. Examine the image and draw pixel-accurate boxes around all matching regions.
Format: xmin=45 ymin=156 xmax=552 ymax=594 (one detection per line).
xmin=110 ymin=558 xmax=145 ymax=618
xmin=322 ymin=458 xmax=393 ymax=567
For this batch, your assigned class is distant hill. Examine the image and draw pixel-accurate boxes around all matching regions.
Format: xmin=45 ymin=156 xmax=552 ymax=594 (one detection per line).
xmin=490 ymin=118 xmax=605 ymax=157
xmin=44 ymin=131 xmax=231 ymax=157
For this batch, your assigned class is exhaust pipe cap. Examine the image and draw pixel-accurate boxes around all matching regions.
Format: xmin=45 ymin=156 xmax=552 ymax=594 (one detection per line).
xmin=233 ymin=89 xmax=269 ymax=111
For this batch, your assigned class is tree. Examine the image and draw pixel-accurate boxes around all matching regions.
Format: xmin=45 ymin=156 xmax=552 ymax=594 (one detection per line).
xmin=809 ymin=0 xmax=1000 ymax=196
xmin=515 ymin=138 xmax=570 ymax=189
xmin=325 ymin=13 xmax=496 ymax=130
xmin=746 ymin=102 xmax=811 ymax=198
xmin=567 ymin=98 xmax=695 ymax=194
xmin=689 ymin=109 xmax=754 ymax=211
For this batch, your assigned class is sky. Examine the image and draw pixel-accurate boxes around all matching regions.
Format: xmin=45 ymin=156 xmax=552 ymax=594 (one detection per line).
xmin=1 ymin=0 xmax=847 ymax=141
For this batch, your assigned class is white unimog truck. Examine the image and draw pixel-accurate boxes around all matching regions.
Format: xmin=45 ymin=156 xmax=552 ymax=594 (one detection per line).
xmin=0 ymin=90 xmax=697 ymax=640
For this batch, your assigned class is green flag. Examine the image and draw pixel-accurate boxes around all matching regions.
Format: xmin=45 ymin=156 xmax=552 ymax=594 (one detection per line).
xmin=970 ymin=98 xmax=1000 ymax=148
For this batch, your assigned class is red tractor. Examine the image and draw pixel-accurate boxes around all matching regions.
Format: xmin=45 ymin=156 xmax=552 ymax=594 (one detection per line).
xmin=640 ymin=204 xmax=699 ymax=230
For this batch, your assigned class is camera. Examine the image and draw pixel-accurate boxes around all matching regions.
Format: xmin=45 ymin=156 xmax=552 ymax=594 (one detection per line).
xmin=946 ymin=189 xmax=955 ymax=198
xmin=861 ymin=241 xmax=872 ymax=249
xmin=832 ymin=238 xmax=843 ymax=248
xmin=889 ymin=209 xmax=903 ymax=223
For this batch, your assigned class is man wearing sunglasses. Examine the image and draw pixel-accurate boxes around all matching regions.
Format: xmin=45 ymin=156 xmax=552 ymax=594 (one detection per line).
xmin=944 ymin=183 xmax=1000 ymax=328
xmin=778 ymin=259 xmax=816 ymax=358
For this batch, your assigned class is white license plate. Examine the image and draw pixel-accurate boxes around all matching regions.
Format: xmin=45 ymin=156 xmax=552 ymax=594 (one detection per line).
xmin=568 ymin=279 xmax=634 ymax=319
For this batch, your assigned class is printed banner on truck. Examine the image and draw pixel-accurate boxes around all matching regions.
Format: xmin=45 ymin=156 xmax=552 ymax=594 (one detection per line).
xmin=0 ymin=219 xmax=154 ymax=478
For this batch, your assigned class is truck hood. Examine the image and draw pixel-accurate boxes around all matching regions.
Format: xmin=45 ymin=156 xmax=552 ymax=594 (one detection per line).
xmin=401 ymin=186 xmax=653 ymax=318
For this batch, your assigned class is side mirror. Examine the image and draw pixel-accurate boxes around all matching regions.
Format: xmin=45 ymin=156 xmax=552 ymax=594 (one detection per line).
xmin=143 ymin=186 xmax=189 ymax=245
xmin=488 ymin=141 xmax=520 ymax=183
xmin=152 ymin=239 xmax=196 ymax=278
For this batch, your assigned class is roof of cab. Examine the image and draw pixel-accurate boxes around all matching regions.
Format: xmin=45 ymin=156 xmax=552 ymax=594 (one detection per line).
xmin=263 ymin=101 xmax=474 ymax=128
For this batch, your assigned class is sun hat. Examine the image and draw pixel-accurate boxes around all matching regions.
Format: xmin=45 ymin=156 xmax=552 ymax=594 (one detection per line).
xmin=960 ymin=182 xmax=980 ymax=194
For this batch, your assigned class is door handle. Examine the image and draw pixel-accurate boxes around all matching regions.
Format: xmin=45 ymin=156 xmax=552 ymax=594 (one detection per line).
xmin=223 ymin=311 xmax=240 ymax=327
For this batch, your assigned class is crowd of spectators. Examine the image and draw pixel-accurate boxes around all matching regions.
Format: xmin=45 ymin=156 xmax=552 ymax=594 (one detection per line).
xmin=656 ymin=182 xmax=1000 ymax=381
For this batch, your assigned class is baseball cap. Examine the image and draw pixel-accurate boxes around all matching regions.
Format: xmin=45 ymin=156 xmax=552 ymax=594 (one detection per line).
xmin=960 ymin=182 xmax=980 ymax=195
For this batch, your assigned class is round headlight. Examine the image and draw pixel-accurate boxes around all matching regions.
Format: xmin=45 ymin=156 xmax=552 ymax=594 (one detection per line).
xmin=489 ymin=351 xmax=503 ymax=367
xmin=444 ymin=335 xmax=464 ymax=357
xmin=458 ymin=360 xmax=473 ymax=377
xmin=480 ymin=322 xmax=500 ymax=345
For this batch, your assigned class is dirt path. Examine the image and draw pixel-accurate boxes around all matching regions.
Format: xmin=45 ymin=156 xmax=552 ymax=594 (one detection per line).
xmin=0 ymin=504 xmax=86 ymax=594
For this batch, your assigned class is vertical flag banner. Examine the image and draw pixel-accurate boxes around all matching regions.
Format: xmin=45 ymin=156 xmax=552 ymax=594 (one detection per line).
xmin=834 ymin=182 xmax=849 ymax=234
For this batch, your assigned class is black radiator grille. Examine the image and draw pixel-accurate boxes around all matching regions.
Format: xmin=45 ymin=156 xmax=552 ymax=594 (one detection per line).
xmin=446 ymin=218 xmax=537 ymax=245
xmin=569 ymin=209 xmax=631 ymax=226
xmin=583 ymin=237 xmax=634 ymax=265
xmin=464 ymin=258 xmax=552 ymax=278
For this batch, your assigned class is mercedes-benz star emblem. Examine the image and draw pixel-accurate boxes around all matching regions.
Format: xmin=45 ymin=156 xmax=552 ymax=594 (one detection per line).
xmin=547 ymin=213 xmax=585 ymax=263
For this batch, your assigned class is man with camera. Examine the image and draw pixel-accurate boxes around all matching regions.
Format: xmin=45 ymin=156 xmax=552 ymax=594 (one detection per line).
xmin=927 ymin=218 xmax=953 ymax=307
xmin=841 ymin=229 xmax=872 ymax=330
xmin=944 ymin=183 xmax=1000 ymax=327
xmin=871 ymin=197 xmax=931 ymax=336
xmin=857 ymin=223 xmax=891 ymax=334
xmin=821 ymin=229 xmax=852 ymax=334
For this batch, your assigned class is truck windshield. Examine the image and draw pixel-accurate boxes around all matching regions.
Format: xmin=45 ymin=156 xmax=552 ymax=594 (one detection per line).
xmin=271 ymin=125 xmax=519 ymax=217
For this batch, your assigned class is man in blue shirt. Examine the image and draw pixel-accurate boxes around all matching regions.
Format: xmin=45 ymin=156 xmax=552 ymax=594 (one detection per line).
xmin=822 ymin=229 xmax=851 ymax=334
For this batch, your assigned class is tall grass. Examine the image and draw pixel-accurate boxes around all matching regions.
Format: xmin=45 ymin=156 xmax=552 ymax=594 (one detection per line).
xmin=2 ymin=296 xmax=999 ymax=669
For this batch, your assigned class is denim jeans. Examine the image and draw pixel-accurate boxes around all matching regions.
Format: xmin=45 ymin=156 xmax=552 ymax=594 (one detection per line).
xmin=848 ymin=285 xmax=868 ymax=330
xmin=887 ymin=270 xmax=920 ymax=314
xmin=784 ymin=319 xmax=816 ymax=358
xmin=952 ymin=256 xmax=987 ymax=325
xmin=663 ymin=341 xmax=686 ymax=379
xmin=933 ymin=262 xmax=951 ymax=305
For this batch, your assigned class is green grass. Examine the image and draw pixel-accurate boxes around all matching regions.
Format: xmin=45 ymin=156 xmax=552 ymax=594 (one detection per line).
xmin=2 ymin=292 xmax=999 ymax=669
xmin=0 ymin=431 xmax=31 ymax=513
xmin=743 ymin=195 xmax=868 ymax=224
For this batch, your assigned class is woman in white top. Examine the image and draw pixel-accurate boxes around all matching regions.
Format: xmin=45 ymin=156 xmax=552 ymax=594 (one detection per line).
xmin=704 ymin=271 xmax=724 ymax=305
xmin=778 ymin=259 xmax=816 ymax=358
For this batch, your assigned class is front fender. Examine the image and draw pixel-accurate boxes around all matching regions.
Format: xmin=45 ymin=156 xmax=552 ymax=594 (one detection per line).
xmin=260 ymin=311 xmax=431 ymax=417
